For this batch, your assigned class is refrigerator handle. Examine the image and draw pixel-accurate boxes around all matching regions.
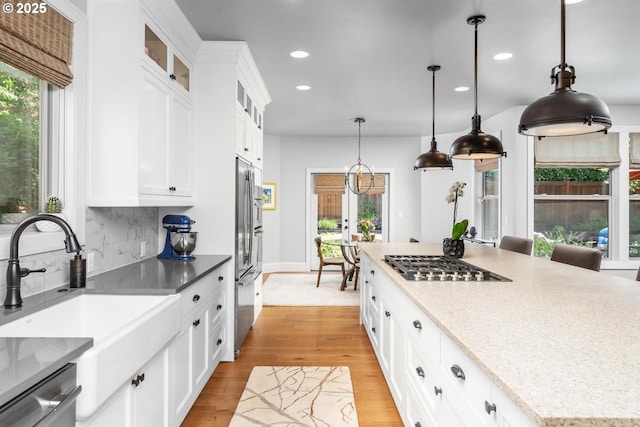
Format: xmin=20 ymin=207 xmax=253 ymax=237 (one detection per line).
xmin=247 ymin=169 xmax=254 ymax=263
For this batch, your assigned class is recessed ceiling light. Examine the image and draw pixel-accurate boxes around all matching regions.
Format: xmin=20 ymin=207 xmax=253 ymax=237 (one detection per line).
xmin=493 ymin=52 xmax=513 ymax=60
xmin=454 ymin=86 xmax=470 ymax=92
xmin=290 ymin=50 xmax=309 ymax=59
xmin=296 ymin=85 xmax=311 ymax=91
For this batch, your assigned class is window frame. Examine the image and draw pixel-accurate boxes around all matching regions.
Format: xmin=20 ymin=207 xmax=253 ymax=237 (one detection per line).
xmin=0 ymin=0 xmax=86 ymax=260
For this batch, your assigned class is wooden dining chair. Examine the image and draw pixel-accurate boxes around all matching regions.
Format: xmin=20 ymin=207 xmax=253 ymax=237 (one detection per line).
xmin=499 ymin=235 xmax=533 ymax=255
xmin=550 ymin=244 xmax=603 ymax=272
xmin=314 ymin=237 xmax=345 ymax=287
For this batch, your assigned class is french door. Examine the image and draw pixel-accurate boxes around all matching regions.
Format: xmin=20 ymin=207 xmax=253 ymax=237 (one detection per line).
xmin=310 ymin=172 xmax=389 ymax=270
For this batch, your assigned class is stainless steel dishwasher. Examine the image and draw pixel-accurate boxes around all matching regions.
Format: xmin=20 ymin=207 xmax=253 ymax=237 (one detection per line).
xmin=0 ymin=363 xmax=81 ymax=427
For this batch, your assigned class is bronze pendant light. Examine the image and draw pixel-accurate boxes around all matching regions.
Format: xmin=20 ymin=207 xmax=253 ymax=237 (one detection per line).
xmin=345 ymin=118 xmax=375 ymax=195
xmin=450 ymin=15 xmax=506 ymax=160
xmin=519 ymin=0 xmax=611 ymax=137
xmin=414 ymin=65 xmax=453 ymax=171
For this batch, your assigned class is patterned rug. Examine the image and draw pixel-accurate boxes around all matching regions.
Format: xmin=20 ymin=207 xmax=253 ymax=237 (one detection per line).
xmin=229 ymin=366 xmax=359 ymax=426
xmin=263 ymin=273 xmax=359 ymax=306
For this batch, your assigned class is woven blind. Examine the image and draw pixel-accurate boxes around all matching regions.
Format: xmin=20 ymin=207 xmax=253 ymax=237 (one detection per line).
xmin=314 ymin=174 xmax=345 ymax=195
xmin=630 ymin=133 xmax=640 ymax=169
xmin=535 ymin=132 xmax=620 ymax=168
xmin=474 ymin=157 xmax=499 ymax=172
xmin=0 ymin=1 xmax=73 ymax=87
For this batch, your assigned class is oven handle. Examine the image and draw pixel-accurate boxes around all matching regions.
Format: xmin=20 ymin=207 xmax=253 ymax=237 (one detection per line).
xmin=34 ymin=385 xmax=82 ymax=427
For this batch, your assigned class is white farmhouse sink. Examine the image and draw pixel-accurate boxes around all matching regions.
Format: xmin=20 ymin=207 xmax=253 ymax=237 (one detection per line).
xmin=0 ymin=294 xmax=182 ymax=419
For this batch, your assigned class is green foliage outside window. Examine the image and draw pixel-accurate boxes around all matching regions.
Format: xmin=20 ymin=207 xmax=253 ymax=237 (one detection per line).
xmin=0 ymin=63 xmax=40 ymax=218
xmin=534 ymin=167 xmax=609 ymax=182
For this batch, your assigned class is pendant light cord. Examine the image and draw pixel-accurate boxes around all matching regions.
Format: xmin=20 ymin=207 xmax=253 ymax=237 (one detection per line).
xmin=473 ymin=18 xmax=479 ymax=118
xmin=357 ymin=120 xmax=362 ymax=164
xmin=560 ymin=0 xmax=566 ymax=69
xmin=431 ymin=67 xmax=436 ymax=142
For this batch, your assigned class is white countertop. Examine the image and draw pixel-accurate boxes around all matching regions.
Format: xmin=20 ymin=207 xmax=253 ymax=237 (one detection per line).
xmin=358 ymin=242 xmax=640 ymax=427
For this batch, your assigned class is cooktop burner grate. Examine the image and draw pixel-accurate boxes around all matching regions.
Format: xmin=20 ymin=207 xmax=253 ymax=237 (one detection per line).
xmin=384 ymin=255 xmax=511 ymax=282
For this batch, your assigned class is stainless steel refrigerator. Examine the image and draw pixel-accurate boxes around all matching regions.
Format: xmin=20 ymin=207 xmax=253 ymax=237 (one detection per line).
xmin=235 ymin=157 xmax=262 ymax=357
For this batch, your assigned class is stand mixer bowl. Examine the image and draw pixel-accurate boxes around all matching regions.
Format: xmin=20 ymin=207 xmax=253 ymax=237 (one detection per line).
xmin=170 ymin=232 xmax=197 ymax=257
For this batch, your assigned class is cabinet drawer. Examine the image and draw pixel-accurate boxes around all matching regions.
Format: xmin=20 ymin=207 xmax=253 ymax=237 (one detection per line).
xmin=210 ymin=287 xmax=226 ymax=326
xmin=406 ymin=306 xmax=440 ymax=365
xmin=181 ymin=276 xmax=213 ymax=319
xmin=405 ymin=379 xmax=438 ymax=427
xmin=440 ymin=333 xmax=492 ymax=427
xmin=367 ymin=309 xmax=380 ymax=350
xmin=210 ymin=319 xmax=226 ymax=367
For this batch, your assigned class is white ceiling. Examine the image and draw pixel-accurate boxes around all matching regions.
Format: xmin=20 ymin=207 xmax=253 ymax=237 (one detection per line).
xmin=176 ymin=0 xmax=640 ymax=137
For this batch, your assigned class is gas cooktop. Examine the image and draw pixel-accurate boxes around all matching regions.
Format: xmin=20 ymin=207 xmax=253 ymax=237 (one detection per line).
xmin=384 ymin=255 xmax=511 ymax=282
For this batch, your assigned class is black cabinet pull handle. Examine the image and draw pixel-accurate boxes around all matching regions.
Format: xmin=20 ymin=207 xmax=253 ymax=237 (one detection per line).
xmin=371 ymin=327 xmax=376 ymax=334
xmin=217 ymin=304 xmax=223 ymax=310
xmin=371 ymin=296 xmax=376 ymax=301
xmin=434 ymin=386 xmax=442 ymax=396
xmin=415 ymin=367 xmax=425 ymax=378
xmin=450 ymin=364 xmax=466 ymax=380
xmin=218 ymin=276 xmax=224 ymax=281
xmin=217 ymin=338 xmax=223 ymax=346
xmin=193 ymin=319 xmax=200 ymax=327
xmin=485 ymin=401 xmax=497 ymax=414
xmin=413 ymin=320 xmax=422 ymax=330
xmin=169 ymin=73 xmax=176 ymax=80
xmin=370 ymin=270 xmax=375 ymax=275
xmin=193 ymin=294 xmax=200 ymax=302
xmin=131 ymin=373 xmax=145 ymax=387
xmin=385 ymin=310 xmax=391 ymax=318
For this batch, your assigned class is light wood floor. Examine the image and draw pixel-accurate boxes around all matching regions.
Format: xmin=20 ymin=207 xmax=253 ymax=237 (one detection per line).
xmin=181 ymin=303 xmax=403 ymax=426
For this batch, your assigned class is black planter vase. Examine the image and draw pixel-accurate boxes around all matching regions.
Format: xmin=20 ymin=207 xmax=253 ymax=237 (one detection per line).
xmin=443 ymin=238 xmax=465 ymax=258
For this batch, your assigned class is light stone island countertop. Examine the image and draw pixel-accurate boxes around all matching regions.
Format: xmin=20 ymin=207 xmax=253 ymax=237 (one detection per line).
xmin=358 ymin=242 xmax=640 ymax=427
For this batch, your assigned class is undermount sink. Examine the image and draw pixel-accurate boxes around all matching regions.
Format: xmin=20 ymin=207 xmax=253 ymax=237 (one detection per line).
xmin=0 ymin=293 xmax=182 ymax=419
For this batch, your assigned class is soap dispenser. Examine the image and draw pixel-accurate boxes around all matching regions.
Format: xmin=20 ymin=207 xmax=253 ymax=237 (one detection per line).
xmin=70 ymin=253 xmax=86 ymax=288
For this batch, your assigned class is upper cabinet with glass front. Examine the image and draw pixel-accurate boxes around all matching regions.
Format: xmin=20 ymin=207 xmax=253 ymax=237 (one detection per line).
xmin=143 ymin=22 xmax=191 ymax=94
xmin=87 ymin=0 xmax=200 ymax=207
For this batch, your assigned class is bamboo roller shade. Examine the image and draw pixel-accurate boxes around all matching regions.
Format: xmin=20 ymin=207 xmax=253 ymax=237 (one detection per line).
xmin=314 ymin=173 xmax=385 ymax=195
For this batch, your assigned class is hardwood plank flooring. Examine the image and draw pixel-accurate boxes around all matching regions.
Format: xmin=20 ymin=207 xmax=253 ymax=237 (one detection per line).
xmin=181 ymin=305 xmax=403 ymax=426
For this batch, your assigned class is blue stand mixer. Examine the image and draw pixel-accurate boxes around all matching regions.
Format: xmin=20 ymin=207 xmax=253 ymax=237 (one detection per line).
xmin=158 ymin=214 xmax=198 ymax=261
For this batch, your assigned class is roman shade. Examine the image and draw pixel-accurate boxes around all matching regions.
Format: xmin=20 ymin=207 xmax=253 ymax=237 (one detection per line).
xmin=474 ymin=157 xmax=499 ymax=172
xmin=0 ymin=2 xmax=73 ymax=87
xmin=629 ymin=133 xmax=640 ymax=169
xmin=535 ymin=132 xmax=620 ymax=168
xmin=314 ymin=174 xmax=345 ymax=195
xmin=367 ymin=175 xmax=386 ymax=195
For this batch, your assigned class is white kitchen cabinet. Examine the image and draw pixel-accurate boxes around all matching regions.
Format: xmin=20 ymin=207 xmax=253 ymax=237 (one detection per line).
xmin=209 ymin=273 xmax=228 ymax=370
xmin=254 ymin=272 xmax=263 ymax=322
xmin=235 ymin=75 xmax=266 ymax=168
xmin=359 ymin=253 xmax=536 ymax=427
xmin=80 ymin=347 xmax=170 ymax=427
xmin=172 ymin=276 xmax=212 ymax=426
xmin=87 ymin=0 xmax=199 ymax=206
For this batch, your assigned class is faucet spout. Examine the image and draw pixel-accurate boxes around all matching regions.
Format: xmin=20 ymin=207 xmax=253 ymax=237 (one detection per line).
xmin=4 ymin=214 xmax=82 ymax=308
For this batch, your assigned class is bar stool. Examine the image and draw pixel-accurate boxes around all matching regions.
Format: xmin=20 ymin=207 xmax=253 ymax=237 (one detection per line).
xmin=550 ymin=244 xmax=602 ymax=272
xmin=499 ymin=235 xmax=533 ymax=255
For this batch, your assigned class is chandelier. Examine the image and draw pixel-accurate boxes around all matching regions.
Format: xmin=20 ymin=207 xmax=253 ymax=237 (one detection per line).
xmin=345 ymin=118 xmax=375 ymax=195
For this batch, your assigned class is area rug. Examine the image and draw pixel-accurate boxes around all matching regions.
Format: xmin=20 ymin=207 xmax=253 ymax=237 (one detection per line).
xmin=229 ymin=366 xmax=359 ymax=426
xmin=263 ymin=273 xmax=359 ymax=306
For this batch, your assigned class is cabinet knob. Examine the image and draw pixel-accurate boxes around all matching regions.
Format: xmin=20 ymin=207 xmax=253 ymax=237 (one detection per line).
xmin=434 ymin=386 xmax=442 ymax=396
xmin=412 ymin=320 xmax=422 ymax=330
xmin=217 ymin=304 xmax=223 ymax=311
xmin=371 ymin=327 xmax=376 ymax=334
xmin=450 ymin=364 xmax=466 ymax=380
xmin=193 ymin=318 xmax=200 ymax=327
xmin=217 ymin=338 xmax=223 ymax=346
xmin=415 ymin=367 xmax=425 ymax=378
xmin=169 ymin=73 xmax=176 ymax=80
xmin=371 ymin=296 xmax=376 ymax=301
xmin=385 ymin=310 xmax=391 ymax=318
xmin=370 ymin=270 xmax=375 ymax=275
xmin=218 ymin=276 xmax=224 ymax=281
xmin=484 ymin=400 xmax=497 ymax=414
xmin=192 ymin=294 xmax=200 ymax=302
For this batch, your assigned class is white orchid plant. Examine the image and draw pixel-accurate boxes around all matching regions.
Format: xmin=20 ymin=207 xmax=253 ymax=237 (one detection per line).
xmin=446 ymin=181 xmax=468 ymax=240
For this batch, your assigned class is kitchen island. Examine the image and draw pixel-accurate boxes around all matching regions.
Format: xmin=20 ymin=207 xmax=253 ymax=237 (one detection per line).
xmin=358 ymin=242 xmax=640 ymax=427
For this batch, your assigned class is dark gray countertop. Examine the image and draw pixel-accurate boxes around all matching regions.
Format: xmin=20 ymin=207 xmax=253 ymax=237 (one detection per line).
xmin=0 ymin=255 xmax=231 ymax=409
xmin=0 ymin=337 xmax=93 ymax=406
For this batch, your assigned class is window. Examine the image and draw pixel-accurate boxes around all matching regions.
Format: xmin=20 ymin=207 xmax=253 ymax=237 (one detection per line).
xmin=0 ymin=62 xmax=46 ymax=226
xmin=533 ymin=168 xmax=610 ymax=257
xmin=479 ymin=168 xmax=499 ymax=242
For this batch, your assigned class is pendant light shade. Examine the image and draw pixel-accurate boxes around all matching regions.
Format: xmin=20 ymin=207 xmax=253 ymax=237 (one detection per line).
xmin=450 ymin=15 xmax=505 ymax=160
xmin=415 ymin=65 xmax=453 ymax=171
xmin=519 ymin=1 xmax=611 ymax=137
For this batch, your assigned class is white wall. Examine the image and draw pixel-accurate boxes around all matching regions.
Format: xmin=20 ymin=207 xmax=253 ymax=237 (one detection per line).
xmin=262 ymin=135 xmax=422 ymax=271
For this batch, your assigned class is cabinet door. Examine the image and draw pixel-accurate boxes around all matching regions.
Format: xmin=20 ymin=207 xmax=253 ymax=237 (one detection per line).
xmin=380 ymin=301 xmax=405 ymax=404
xmin=168 ymin=94 xmax=192 ymax=196
xmin=79 ymin=385 xmax=130 ymax=427
xmin=171 ymin=325 xmax=191 ymax=422
xmin=192 ymin=307 xmax=210 ymax=391
xmin=140 ymin=72 xmax=171 ymax=196
xmin=134 ymin=348 xmax=170 ymax=427
xmin=235 ymin=111 xmax=248 ymax=157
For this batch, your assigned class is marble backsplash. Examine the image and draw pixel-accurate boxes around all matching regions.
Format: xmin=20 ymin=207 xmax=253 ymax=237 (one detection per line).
xmin=1 ymin=207 xmax=159 ymax=301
